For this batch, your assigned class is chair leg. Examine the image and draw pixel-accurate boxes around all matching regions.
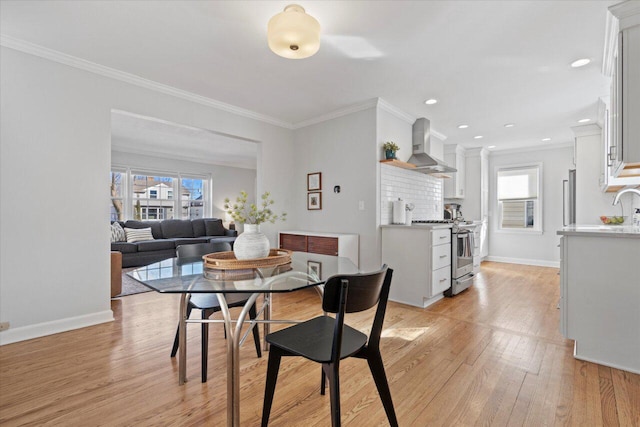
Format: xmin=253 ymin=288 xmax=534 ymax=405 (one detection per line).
xmin=201 ymin=310 xmax=211 ymax=383
xmin=322 ymin=363 xmax=341 ymax=427
xmin=320 ymin=368 xmax=326 ymax=395
xmin=249 ymin=304 xmax=262 ymax=358
xmin=170 ymin=304 xmax=193 ymax=357
xmin=261 ymin=348 xmax=283 ymax=427
xmin=367 ymin=352 xmax=398 ymax=427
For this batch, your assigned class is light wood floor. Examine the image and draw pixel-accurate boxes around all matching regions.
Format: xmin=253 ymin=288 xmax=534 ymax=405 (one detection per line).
xmin=1 ymin=262 xmax=638 ymax=426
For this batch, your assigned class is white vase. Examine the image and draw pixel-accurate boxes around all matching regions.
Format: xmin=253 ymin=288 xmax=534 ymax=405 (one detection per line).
xmin=233 ymin=224 xmax=270 ymax=260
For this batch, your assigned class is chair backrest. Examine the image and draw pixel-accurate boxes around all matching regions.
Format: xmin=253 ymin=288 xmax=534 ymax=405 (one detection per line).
xmin=322 ymin=265 xmax=389 ymax=314
xmin=176 ymin=241 xmax=231 ymax=259
xmin=323 ymin=265 xmax=393 ymax=354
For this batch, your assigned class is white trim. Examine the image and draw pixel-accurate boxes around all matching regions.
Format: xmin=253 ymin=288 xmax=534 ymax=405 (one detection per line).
xmin=0 ymin=310 xmax=114 ymax=346
xmin=603 ymin=10 xmax=619 ymax=76
xmin=292 ymin=98 xmax=379 ymax=129
xmin=0 ymin=34 xmax=293 ymax=129
xmin=377 ymin=98 xmax=415 ymax=124
xmin=489 ymin=141 xmax=573 ymax=156
xmin=571 ymin=123 xmax=602 ymax=138
xmin=2 ymin=35 xmax=454 ymax=139
xmin=485 ymin=256 xmax=559 ymax=268
xmin=573 ymin=343 xmax=640 ymax=375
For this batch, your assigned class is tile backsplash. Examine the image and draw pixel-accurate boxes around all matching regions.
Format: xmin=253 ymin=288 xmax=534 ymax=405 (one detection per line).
xmin=380 ymin=163 xmax=443 ymax=224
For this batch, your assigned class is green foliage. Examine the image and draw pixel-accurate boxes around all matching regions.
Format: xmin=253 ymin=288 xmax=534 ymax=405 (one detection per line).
xmin=383 ymin=141 xmax=399 ymax=152
xmin=224 ymin=191 xmax=287 ymax=225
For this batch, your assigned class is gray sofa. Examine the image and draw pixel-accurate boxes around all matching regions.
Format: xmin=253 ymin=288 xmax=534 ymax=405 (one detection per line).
xmin=111 ymin=218 xmax=237 ymax=267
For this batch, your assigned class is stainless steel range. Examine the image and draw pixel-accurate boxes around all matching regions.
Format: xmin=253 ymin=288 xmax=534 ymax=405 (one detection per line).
xmin=445 ymin=222 xmax=476 ymax=296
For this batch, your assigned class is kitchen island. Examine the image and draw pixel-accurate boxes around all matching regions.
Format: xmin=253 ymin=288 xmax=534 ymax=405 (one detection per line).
xmin=558 ymin=225 xmax=640 ymax=374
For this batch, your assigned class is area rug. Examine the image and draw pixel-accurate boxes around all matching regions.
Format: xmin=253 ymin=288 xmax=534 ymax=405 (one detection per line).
xmin=115 ymin=268 xmax=153 ymax=297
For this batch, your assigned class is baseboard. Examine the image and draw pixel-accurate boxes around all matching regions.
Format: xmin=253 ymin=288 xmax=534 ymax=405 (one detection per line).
xmin=485 ymin=256 xmax=559 ymax=268
xmin=0 ymin=310 xmax=114 ymax=346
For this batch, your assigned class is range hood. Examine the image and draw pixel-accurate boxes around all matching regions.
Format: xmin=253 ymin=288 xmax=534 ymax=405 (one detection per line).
xmin=407 ymin=118 xmax=457 ymax=173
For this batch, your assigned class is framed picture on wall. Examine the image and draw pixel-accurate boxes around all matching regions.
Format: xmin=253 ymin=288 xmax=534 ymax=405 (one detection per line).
xmin=307 ymin=172 xmax=322 ymax=191
xmin=307 ymin=192 xmax=322 ymax=210
xmin=307 ymin=261 xmax=322 ymax=279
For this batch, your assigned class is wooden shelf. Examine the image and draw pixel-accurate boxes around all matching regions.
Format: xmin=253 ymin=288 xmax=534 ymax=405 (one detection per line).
xmin=379 ymin=159 xmax=450 ymax=178
xmin=379 ymin=159 xmax=416 ymax=169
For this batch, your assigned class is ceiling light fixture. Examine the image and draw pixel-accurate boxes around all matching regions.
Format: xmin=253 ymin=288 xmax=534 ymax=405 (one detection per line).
xmin=474 ymin=135 xmax=483 ymax=139
xmin=571 ymin=58 xmax=591 ymax=68
xmin=578 ymin=118 xmax=591 ymax=123
xmin=457 ymin=124 xmax=469 ymax=129
xmin=268 ymin=4 xmax=320 ymax=59
xmin=542 ymin=137 xmax=551 ymax=142
xmin=425 ymin=99 xmax=438 ymax=105
xmin=488 ymin=145 xmax=496 ymax=149
xmin=504 ymin=123 xmax=515 ymax=128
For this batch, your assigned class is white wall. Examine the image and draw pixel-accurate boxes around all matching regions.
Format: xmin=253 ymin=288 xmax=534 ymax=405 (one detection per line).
xmin=292 ymin=107 xmax=379 ymax=271
xmin=0 ymin=47 xmax=295 ymax=344
xmin=111 ymin=151 xmax=257 ymax=220
xmin=488 ymin=145 xmax=574 ymax=267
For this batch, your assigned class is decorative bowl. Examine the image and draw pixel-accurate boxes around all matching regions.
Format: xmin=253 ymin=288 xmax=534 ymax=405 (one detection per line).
xmin=599 ymin=215 xmax=626 ymax=225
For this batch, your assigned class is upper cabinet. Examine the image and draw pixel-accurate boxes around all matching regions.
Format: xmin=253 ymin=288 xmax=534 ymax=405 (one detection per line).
xmin=604 ymin=2 xmax=640 ymax=177
xmin=444 ymin=145 xmax=465 ymax=199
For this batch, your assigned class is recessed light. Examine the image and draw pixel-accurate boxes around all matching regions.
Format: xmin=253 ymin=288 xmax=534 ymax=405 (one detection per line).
xmin=504 ymin=123 xmax=515 ymax=128
xmin=457 ymin=124 xmax=469 ymax=129
xmin=488 ymin=145 xmax=496 ymax=149
xmin=542 ymin=137 xmax=552 ymax=142
xmin=424 ymin=99 xmax=438 ymax=105
xmin=571 ymin=58 xmax=591 ymax=68
xmin=473 ymin=135 xmax=483 ymax=139
xmin=578 ymin=118 xmax=591 ymax=123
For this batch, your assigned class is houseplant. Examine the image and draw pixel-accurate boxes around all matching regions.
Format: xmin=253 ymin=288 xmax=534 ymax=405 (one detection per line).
xmin=382 ymin=141 xmax=399 ymax=160
xmin=224 ymin=191 xmax=286 ymax=259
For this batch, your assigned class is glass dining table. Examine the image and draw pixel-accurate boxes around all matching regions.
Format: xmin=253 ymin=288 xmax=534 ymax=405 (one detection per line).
xmin=127 ymin=251 xmax=359 ymax=427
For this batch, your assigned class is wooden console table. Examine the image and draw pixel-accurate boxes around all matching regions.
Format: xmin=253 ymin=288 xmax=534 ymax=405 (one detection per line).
xmin=278 ymin=231 xmax=359 ymax=267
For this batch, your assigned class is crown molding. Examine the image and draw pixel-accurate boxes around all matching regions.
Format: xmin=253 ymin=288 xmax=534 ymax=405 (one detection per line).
xmin=0 ymin=34 xmax=294 ymax=129
xmin=377 ymin=98 xmax=415 ymax=124
xmin=2 ymin=34 xmax=451 ymax=138
xmin=490 ymin=141 xmax=574 ymax=156
xmin=292 ymin=98 xmax=379 ymax=129
xmin=571 ymin=123 xmax=602 ymax=138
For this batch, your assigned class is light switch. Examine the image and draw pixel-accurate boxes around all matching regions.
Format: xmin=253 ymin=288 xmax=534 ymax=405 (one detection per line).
xmin=358 ymin=200 xmax=365 ymax=210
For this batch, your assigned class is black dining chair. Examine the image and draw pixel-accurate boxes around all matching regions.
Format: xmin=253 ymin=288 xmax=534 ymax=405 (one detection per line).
xmin=170 ymin=242 xmax=262 ymax=383
xmin=261 ymin=265 xmax=398 ymax=427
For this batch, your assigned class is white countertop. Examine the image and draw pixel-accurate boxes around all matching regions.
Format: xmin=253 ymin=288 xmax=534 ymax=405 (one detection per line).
xmin=279 ymin=230 xmax=358 ymax=237
xmin=558 ymin=224 xmax=640 ymax=238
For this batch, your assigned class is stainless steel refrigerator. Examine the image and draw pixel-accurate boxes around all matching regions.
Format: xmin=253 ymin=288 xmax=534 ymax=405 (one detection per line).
xmin=563 ymin=169 xmax=576 ymax=226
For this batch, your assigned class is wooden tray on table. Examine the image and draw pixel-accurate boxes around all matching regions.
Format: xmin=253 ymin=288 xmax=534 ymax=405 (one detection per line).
xmin=202 ymin=249 xmax=293 ymax=279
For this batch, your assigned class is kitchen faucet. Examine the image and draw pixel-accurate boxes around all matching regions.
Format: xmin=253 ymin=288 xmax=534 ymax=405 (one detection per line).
xmin=612 ymin=188 xmax=640 ymax=205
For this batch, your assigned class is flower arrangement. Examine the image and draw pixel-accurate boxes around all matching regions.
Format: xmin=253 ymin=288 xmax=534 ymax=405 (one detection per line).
xmin=382 ymin=141 xmax=400 ymax=152
xmin=224 ymin=191 xmax=287 ymax=225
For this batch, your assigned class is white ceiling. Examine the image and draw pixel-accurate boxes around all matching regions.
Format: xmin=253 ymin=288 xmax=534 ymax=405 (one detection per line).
xmin=0 ymin=0 xmax=617 ymax=153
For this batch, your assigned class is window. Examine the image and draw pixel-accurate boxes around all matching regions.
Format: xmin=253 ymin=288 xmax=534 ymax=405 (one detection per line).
xmin=110 ymin=170 xmax=126 ymax=221
xmin=132 ymin=175 xmax=175 ymax=220
xmin=109 ymin=169 xmax=211 ymax=221
xmin=497 ymin=165 xmax=541 ymax=231
xmin=180 ymin=177 xmax=207 ymax=219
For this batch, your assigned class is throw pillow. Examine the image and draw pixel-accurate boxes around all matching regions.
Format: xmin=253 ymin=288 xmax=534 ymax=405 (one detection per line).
xmin=204 ymin=219 xmax=225 ymax=236
xmin=110 ymin=222 xmax=126 ymax=243
xmin=124 ymin=227 xmax=154 ymax=243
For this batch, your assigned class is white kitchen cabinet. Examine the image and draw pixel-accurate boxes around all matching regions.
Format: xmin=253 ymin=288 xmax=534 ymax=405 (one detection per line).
xmin=444 ymin=145 xmax=465 ymax=199
xmin=604 ymin=3 xmax=640 ymax=176
xmin=558 ymin=229 xmax=640 ymax=374
xmin=381 ymin=225 xmax=451 ymax=308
